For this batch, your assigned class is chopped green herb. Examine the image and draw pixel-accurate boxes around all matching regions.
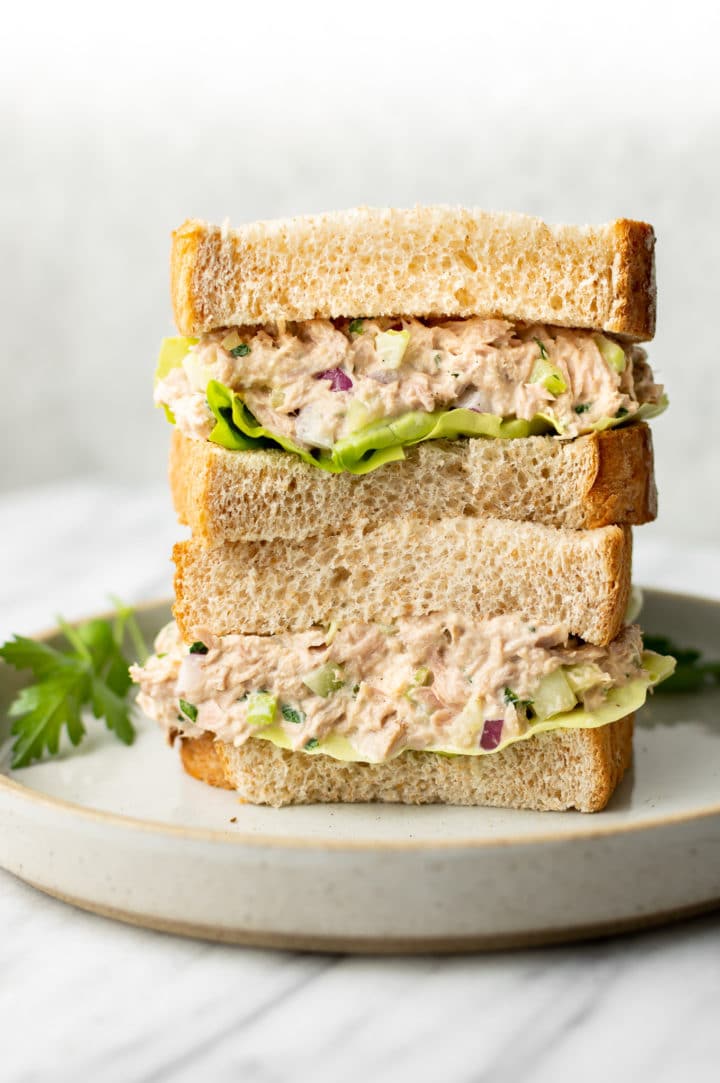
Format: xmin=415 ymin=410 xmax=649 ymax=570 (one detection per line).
xmin=451 ymin=372 xmax=459 ymax=378
xmin=230 ymin=343 xmax=250 ymax=357
xmin=533 ymin=337 xmax=549 ymax=360
xmin=305 ymin=737 xmax=320 ymax=750
xmin=503 ymin=687 xmax=533 ymax=708
xmin=281 ymin=703 xmax=306 ymax=725
xmin=574 ymin=403 xmax=591 ymax=414
xmin=0 ymin=602 xmax=146 ymax=768
xmin=352 ymin=683 xmax=360 ymax=696
xmin=179 ymin=699 xmax=198 ymax=722
xmin=349 ymin=319 xmax=364 ymax=335
xmin=643 ymin=635 xmax=720 ymax=694
xmin=615 ymin=407 xmax=629 ymax=418
xmin=189 ymin=641 xmax=208 ymax=655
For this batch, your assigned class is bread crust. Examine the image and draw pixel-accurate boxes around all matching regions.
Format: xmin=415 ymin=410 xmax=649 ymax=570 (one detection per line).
xmin=179 ymin=731 xmax=234 ymax=789
xmin=612 ymin=219 xmax=657 ymax=340
xmin=178 ymin=718 xmax=633 ymax=813
xmin=585 ymin=424 xmax=657 ymax=528
xmin=169 ymin=425 xmax=656 ymax=543
xmin=169 ymin=208 xmax=656 ymax=340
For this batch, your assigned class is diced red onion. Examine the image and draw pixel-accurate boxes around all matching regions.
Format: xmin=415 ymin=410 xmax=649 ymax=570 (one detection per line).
xmin=456 ymin=388 xmax=487 ymax=413
xmin=480 ymin=718 xmax=504 ymax=750
xmin=315 ymin=368 xmax=353 ymax=392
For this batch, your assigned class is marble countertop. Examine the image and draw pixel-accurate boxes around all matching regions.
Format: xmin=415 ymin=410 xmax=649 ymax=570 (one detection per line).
xmin=2 ymin=479 xmax=720 ymax=1083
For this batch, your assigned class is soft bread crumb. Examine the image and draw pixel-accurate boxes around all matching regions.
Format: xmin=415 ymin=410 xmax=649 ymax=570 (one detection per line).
xmin=170 ymin=425 xmax=656 ymax=544
xmin=179 ymin=717 xmax=634 ymax=812
xmin=173 ymin=517 xmax=632 ymax=647
xmin=171 ymin=208 xmax=655 ymax=339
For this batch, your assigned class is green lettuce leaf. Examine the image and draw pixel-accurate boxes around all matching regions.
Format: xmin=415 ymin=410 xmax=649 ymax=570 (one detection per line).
xmin=251 ymin=652 xmax=675 ymax=764
xmin=154 ymin=337 xmax=669 ymax=476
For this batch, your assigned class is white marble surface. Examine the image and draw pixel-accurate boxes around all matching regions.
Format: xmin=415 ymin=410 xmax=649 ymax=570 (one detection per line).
xmin=2 ymin=480 xmax=720 ymax=1083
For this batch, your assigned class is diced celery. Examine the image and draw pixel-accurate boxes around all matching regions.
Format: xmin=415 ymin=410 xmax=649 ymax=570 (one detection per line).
xmin=222 ymin=330 xmax=242 ymax=351
xmin=375 ymin=329 xmax=410 ymax=369
xmin=246 ymin=691 xmax=277 ymax=726
xmin=182 ymin=353 xmax=213 ymax=393
xmin=345 ymin=400 xmax=372 ymax=434
xmin=529 ymin=359 xmax=568 ymax=396
xmin=532 ymin=668 xmax=577 ymax=719
xmin=155 ymin=336 xmax=199 ymax=384
xmin=564 ymin=663 xmax=604 ymax=695
xmin=594 ymin=334 xmax=626 ymax=373
xmin=302 ymin=663 xmax=345 ymax=697
xmin=412 ymin=666 xmax=432 ymax=687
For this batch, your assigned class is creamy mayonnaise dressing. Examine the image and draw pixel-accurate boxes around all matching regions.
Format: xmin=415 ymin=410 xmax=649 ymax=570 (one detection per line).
xmin=131 ymin=616 xmax=644 ymax=762
xmin=154 ymin=317 xmax=663 ymax=451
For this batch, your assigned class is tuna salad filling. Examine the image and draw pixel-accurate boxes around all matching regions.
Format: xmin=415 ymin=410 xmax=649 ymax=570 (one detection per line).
xmin=131 ymin=615 xmax=674 ymax=764
xmin=154 ymin=317 xmax=666 ymax=474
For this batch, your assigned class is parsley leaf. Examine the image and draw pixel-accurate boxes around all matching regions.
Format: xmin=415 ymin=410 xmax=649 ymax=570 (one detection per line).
xmin=0 ymin=602 xmax=146 ymax=769
xmin=305 ymin=737 xmax=320 ymax=750
xmin=643 ymin=635 xmax=720 ymax=694
xmin=189 ymin=641 xmax=209 ymax=655
xmin=179 ymin=699 xmax=198 ymax=722
xmin=503 ymin=687 xmax=533 ymax=708
xmin=230 ymin=343 xmax=250 ymax=357
xmin=533 ymin=337 xmax=549 ymax=360
xmin=281 ymin=703 xmax=305 ymax=725
xmin=349 ymin=319 xmax=364 ymax=335
xmin=574 ymin=403 xmax=591 ymax=414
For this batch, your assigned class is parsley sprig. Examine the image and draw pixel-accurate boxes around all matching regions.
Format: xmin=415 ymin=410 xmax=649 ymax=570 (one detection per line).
xmin=643 ymin=635 xmax=720 ymax=694
xmin=0 ymin=600 xmax=147 ymax=768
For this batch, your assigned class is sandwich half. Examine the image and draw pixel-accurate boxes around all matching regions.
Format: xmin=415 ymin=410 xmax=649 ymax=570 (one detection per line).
xmin=131 ymin=611 xmax=673 ymax=812
xmin=155 ymin=208 xmax=665 ymax=544
xmin=130 ymin=520 xmax=674 ymax=811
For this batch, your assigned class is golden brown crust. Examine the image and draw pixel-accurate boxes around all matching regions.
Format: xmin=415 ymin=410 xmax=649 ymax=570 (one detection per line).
xmin=601 ymin=525 xmax=633 ymax=646
xmin=168 ymin=428 xmax=211 ymax=536
xmin=584 ymin=424 xmax=657 ymax=529
xmin=177 ymin=718 xmax=634 ymax=812
xmin=179 ymin=732 xmax=234 ymax=789
xmin=612 ymin=219 xmax=656 ymax=340
xmin=170 ymin=221 xmax=206 ymax=337
xmin=580 ymin=714 xmax=635 ymax=812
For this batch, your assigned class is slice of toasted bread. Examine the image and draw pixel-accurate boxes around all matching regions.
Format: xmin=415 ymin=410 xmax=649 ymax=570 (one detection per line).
xmin=169 ymin=424 xmax=656 ymax=544
xmin=171 ymin=208 xmax=655 ymax=339
xmin=172 ymin=518 xmax=631 ymax=647
xmin=179 ymin=717 xmax=634 ymax=813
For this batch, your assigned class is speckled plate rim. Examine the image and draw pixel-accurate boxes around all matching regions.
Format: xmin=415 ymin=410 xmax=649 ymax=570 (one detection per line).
xmin=2 ymin=588 xmax=720 ymax=851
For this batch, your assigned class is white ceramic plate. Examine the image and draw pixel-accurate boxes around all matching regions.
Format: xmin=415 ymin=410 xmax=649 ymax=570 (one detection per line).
xmin=1 ymin=589 xmax=719 ymax=952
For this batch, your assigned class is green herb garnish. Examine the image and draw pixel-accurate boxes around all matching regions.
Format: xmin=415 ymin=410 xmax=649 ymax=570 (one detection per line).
xmin=349 ymin=319 xmax=364 ymax=335
xmin=0 ymin=601 xmax=146 ymax=769
xmin=305 ymin=737 xmax=320 ymax=750
xmin=615 ymin=407 xmax=629 ymax=419
xmin=643 ymin=636 xmax=720 ymax=694
xmin=574 ymin=403 xmax=591 ymax=414
xmin=503 ymin=687 xmax=533 ymax=708
xmin=281 ymin=703 xmax=306 ymax=725
xmin=179 ymin=699 xmax=198 ymax=722
xmin=189 ymin=641 xmax=208 ymax=655
xmin=533 ymin=337 xmax=549 ymax=360
xmin=230 ymin=343 xmax=250 ymax=357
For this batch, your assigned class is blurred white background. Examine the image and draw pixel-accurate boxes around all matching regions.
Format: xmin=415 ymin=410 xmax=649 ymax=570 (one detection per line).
xmin=2 ymin=0 xmax=719 ymax=545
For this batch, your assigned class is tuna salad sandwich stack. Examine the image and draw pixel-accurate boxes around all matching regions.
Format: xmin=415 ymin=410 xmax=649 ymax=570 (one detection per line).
xmin=132 ymin=206 xmax=674 ymax=811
